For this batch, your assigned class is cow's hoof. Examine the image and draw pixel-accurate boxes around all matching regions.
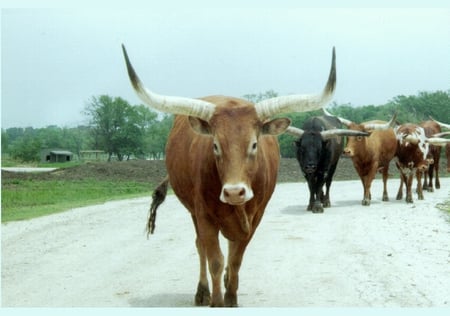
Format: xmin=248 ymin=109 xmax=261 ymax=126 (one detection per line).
xmin=427 ymin=187 xmax=434 ymax=192
xmin=406 ymin=197 xmax=413 ymax=203
xmin=224 ymin=292 xmax=238 ymax=307
xmin=195 ymin=282 xmax=211 ymax=306
xmin=312 ymin=207 xmax=324 ymax=213
xmin=396 ymin=194 xmax=402 ymax=200
xmin=418 ymin=195 xmax=424 ymax=200
xmin=382 ymin=194 xmax=389 ymax=202
xmin=323 ymin=200 xmax=331 ymax=208
xmin=361 ymin=199 xmax=370 ymax=206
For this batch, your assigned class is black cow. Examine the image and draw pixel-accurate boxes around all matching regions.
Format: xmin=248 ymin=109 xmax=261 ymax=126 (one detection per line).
xmin=286 ymin=115 xmax=368 ymax=213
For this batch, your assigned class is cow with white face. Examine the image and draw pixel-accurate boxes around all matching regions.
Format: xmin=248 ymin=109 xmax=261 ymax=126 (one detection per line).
xmin=395 ymin=123 xmax=450 ymax=203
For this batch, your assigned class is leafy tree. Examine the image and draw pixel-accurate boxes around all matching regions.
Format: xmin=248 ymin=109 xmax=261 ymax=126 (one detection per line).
xmin=144 ymin=114 xmax=173 ymax=159
xmin=84 ymin=95 xmax=147 ymax=161
xmin=243 ymin=89 xmax=278 ymax=103
xmin=2 ymin=129 xmax=9 ymax=155
xmin=9 ymin=132 xmax=41 ymax=162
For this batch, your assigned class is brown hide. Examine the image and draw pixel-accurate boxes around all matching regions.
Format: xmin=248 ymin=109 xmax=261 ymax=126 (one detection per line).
xmin=165 ymin=96 xmax=286 ymax=306
xmin=395 ymin=124 xmax=429 ymax=203
xmin=419 ymin=121 xmax=441 ymax=191
xmin=343 ymin=121 xmax=397 ymax=205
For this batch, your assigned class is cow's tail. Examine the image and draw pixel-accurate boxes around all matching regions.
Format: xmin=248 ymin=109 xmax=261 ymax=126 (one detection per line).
xmin=147 ymin=175 xmax=169 ymax=237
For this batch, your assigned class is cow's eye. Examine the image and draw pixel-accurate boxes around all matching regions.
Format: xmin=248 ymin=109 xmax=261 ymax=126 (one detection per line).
xmin=213 ymin=142 xmax=220 ymax=155
xmin=248 ymin=141 xmax=258 ymax=156
xmin=356 ymin=136 xmax=363 ymax=141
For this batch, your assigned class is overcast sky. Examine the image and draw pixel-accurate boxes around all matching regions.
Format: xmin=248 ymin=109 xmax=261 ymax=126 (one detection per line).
xmin=1 ymin=3 xmax=449 ymax=128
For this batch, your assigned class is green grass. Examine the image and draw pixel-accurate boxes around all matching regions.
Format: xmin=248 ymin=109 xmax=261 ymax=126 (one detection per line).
xmin=1 ymin=179 xmax=152 ymax=222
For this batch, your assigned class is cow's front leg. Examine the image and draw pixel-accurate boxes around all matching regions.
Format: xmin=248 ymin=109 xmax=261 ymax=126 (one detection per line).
xmin=224 ymin=240 xmax=249 ymax=307
xmin=416 ymin=170 xmax=424 ymax=200
xmin=197 ymin=215 xmax=224 ymax=307
xmin=194 ymin=237 xmax=210 ymax=306
xmin=312 ymin=175 xmax=324 ymax=213
xmin=405 ymin=173 xmax=414 ymax=203
xmin=192 ymin=215 xmax=211 ymax=306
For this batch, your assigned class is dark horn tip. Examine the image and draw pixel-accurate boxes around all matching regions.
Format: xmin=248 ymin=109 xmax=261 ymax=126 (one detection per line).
xmin=121 ymin=44 xmax=140 ymax=90
xmin=325 ymin=46 xmax=337 ymax=94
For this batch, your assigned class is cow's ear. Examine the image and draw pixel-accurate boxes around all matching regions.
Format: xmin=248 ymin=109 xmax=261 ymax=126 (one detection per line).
xmin=189 ymin=116 xmax=212 ymax=135
xmin=262 ymin=118 xmax=291 ymax=136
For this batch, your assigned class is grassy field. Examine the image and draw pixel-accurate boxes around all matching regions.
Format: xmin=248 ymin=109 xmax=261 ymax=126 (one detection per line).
xmin=1 ymin=178 xmax=152 ymax=222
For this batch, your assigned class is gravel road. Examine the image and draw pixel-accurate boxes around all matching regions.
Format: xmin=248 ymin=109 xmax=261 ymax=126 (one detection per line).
xmin=2 ymin=179 xmax=450 ymax=307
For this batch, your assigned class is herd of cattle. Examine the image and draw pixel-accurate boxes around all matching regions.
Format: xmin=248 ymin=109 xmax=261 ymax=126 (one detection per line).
xmin=122 ymin=45 xmax=450 ymax=307
xmin=286 ymin=109 xmax=450 ymax=213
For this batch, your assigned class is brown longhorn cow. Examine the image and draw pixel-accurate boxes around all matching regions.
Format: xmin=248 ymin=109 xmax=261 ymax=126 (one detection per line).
xmin=122 ymin=45 xmax=336 ymax=307
xmin=419 ymin=120 xmax=441 ymax=192
xmin=324 ymin=109 xmax=397 ymax=206
xmin=394 ymin=123 xmax=450 ymax=203
xmin=394 ymin=124 xmax=430 ymax=202
xmin=430 ymin=117 xmax=450 ymax=173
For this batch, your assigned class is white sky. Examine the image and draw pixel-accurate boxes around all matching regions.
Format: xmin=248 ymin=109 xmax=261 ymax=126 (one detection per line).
xmin=1 ymin=1 xmax=449 ymax=128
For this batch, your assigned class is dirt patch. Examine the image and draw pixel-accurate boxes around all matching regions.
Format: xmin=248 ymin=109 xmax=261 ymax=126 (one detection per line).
xmin=2 ymin=157 xmax=448 ymax=184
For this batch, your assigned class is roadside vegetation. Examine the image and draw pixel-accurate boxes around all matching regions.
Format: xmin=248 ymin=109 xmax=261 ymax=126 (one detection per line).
xmin=1 ymin=177 xmax=152 ymax=222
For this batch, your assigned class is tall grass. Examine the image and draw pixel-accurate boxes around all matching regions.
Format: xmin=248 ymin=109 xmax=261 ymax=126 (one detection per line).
xmin=1 ymin=178 xmax=152 ymax=222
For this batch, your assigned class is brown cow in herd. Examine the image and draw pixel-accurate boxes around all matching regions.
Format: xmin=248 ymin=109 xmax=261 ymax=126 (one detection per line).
xmin=419 ymin=120 xmax=441 ymax=192
xmin=394 ymin=123 xmax=450 ymax=203
xmin=122 ymin=45 xmax=336 ymax=307
xmin=431 ymin=117 xmax=450 ymax=172
xmin=394 ymin=124 xmax=430 ymax=202
xmin=323 ymin=109 xmax=397 ymax=206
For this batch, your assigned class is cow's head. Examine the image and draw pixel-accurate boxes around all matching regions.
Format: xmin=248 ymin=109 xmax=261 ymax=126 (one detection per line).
xmin=122 ymin=45 xmax=336 ymax=205
xmin=322 ymin=109 xmax=397 ymax=158
xmin=189 ymin=99 xmax=290 ymax=205
xmin=395 ymin=124 xmax=450 ymax=170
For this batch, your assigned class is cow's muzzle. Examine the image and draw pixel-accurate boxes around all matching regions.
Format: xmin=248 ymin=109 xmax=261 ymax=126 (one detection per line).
xmin=220 ymin=183 xmax=254 ymax=205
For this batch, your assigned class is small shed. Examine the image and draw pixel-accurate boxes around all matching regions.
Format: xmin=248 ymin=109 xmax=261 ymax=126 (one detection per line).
xmin=41 ymin=149 xmax=73 ymax=163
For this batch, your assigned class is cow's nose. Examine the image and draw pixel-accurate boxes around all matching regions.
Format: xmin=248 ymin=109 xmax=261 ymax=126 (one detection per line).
xmin=220 ymin=183 xmax=253 ymax=205
xmin=343 ymin=148 xmax=352 ymax=157
xmin=418 ymin=164 xmax=428 ymax=171
xmin=305 ymin=164 xmax=317 ymax=174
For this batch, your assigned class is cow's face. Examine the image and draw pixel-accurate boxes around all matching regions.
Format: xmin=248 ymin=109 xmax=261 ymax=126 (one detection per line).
xmin=295 ymin=132 xmax=323 ymax=175
xmin=343 ymin=123 xmax=366 ymax=157
xmin=395 ymin=124 xmax=430 ymax=173
xmin=189 ymin=102 xmax=290 ymax=205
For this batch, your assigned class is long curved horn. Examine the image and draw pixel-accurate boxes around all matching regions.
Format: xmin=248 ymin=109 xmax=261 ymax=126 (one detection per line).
xmin=122 ymin=44 xmax=216 ymax=121
xmin=285 ymin=126 xmax=305 ymax=138
xmin=427 ymin=137 xmax=450 ymax=146
xmin=432 ymin=131 xmax=450 ymax=138
xmin=430 ymin=116 xmax=450 ymax=129
xmin=255 ymin=47 xmax=336 ymax=119
xmin=362 ymin=112 xmax=397 ymax=130
xmin=320 ymin=129 xmax=369 ymax=140
xmin=323 ymin=107 xmax=353 ymax=126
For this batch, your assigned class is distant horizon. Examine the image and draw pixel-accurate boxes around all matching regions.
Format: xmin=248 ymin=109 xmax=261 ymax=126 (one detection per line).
xmin=2 ymin=87 xmax=449 ymax=129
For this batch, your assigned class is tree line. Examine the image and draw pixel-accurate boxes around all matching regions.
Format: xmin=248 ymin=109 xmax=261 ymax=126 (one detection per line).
xmin=2 ymin=90 xmax=449 ymax=162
